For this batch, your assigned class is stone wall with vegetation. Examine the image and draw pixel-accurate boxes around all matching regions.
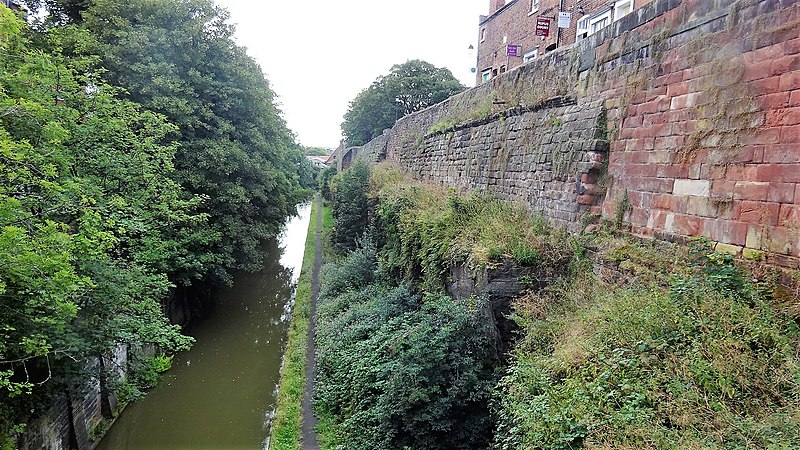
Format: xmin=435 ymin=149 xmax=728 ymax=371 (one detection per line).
xmin=321 ymin=162 xmax=800 ymax=448
xmin=353 ymin=0 xmax=800 ymax=268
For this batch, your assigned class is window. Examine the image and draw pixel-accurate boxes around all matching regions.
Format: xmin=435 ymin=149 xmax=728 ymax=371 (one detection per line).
xmin=576 ymin=8 xmax=612 ymax=42
xmin=614 ymin=0 xmax=634 ymax=21
xmin=480 ymin=28 xmax=486 ymax=42
xmin=523 ymin=48 xmax=538 ymax=62
xmin=576 ymin=15 xmax=590 ymax=41
xmin=590 ymin=10 xmax=612 ymax=34
xmin=529 ymin=0 xmax=539 ymax=15
xmin=481 ymin=69 xmax=492 ymax=83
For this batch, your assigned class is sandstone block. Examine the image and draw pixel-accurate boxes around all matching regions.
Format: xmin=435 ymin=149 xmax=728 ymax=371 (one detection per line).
xmin=673 ymin=179 xmax=711 ymax=197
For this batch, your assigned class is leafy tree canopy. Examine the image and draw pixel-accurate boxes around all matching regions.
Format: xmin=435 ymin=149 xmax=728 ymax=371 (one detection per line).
xmin=40 ymin=0 xmax=312 ymax=282
xmin=1 ymin=0 xmax=315 ymax=442
xmin=341 ymin=60 xmax=465 ymax=146
xmin=303 ymin=146 xmax=330 ymax=157
xmin=0 ymin=6 xmax=196 ymax=439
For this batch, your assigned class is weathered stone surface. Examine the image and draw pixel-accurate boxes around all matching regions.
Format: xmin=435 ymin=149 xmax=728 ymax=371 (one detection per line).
xmin=446 ymin=260 xmax=562 ymax=355
xmin=350 ymin=0 xmax=799 ymax=266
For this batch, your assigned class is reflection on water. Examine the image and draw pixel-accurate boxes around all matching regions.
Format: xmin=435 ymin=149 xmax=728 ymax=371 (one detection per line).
xmin=97 ymin=203 xmax=312 ymax=450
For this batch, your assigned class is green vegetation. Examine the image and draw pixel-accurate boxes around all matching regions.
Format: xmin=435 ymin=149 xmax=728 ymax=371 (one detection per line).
xmin=317 ymin=166 xmax=337 ymax=202
xmin=495 ymin=243 xmax=800 ymax=449
xmin=304 ymin=146 xmax=330 ymax=157
xmin=342 ymin=60 xmax=465 ymax=146
xmin=370 ymin=163 xmax=574 ymax=290
xmin=270 ymin=198 xmax=320 ymax=450
xmin=315 ymin=244 xmax=498 ymax=450
xmin=329 ymin=160 xmax=371 ymax=252
xmin=315 ymin=163 xmax=554 ymax=449
xmin=1 ymin=1 xmax=311 ymax=444
xmin=38 ymin=0 xmax=314 ymax=281
xmin=427 ymin=118 xmax=458 ymax=135
xmin=315 ymin=162 xmax=800 ymax=449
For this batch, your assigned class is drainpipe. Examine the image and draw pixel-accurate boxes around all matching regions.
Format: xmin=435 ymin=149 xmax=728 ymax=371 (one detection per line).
xmin=556 ymin=0 xmax=564 ymax=49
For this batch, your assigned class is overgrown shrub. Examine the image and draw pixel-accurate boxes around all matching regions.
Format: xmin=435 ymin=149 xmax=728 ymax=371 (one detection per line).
xmin=316 ymin=287 xmax=498 ymax=449
xmin=318 ymin=166 xmax=337 ymax=201
xmin=330 ymin=160 xmax=371 ymax=252
xmin=494 ymin=247 xmax=800 ymax=449
xmin=370 ymin=164 xmax=575 ymax=291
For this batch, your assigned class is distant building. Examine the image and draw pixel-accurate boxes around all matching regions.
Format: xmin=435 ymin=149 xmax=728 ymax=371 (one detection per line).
xmin=306 ymin=155 xmax=328 ymax=169
xmin=326 ymin=140 xmax=344 ymax=169
xmin=476 ymin=0 xmax=653 ymax=85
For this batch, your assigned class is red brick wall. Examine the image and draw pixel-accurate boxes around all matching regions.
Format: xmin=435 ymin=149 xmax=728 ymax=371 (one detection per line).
xmin=592 ymin=0 xmax=800 ymax=261
xmin=476 ymin=0 xmax=656 ymax=85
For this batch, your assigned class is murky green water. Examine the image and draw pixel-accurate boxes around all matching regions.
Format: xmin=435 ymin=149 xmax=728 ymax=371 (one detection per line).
xmin=97 ymin=203 xmax=312 ymax=450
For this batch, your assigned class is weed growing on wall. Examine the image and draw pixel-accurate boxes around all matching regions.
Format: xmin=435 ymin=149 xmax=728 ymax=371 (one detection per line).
xmin=370 ymin=163 xmax=575 ymax=291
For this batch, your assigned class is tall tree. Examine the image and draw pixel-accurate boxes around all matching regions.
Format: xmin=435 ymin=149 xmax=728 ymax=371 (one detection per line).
xmin=0 ymin=7 xmax=196 ymax=441
xmin=341 ymin=60 xmax=465 ymax=146
xmin=67 ymin=0 xmax=311 ymax=282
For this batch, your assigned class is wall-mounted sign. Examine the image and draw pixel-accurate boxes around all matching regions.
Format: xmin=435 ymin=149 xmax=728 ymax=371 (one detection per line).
xmin=507 ymin=45 xmax=521 ymax=57
xmin=535 ymin=18 xmax=551 ymax=36
xmin=558 ymin=11 xmax=572 ymax=28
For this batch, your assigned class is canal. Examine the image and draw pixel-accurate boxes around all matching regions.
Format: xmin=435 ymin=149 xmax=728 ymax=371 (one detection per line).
xmin=97 ymin=203 xmax=313 ymax=450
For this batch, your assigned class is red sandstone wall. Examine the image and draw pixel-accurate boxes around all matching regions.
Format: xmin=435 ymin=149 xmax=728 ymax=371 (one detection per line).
xmin=591 ymin=0 xmax=800 ymax=261
xmin=357 ymin=0 xmax=799 ymax=269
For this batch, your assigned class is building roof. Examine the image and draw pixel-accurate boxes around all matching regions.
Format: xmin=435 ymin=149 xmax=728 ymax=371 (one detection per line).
xmin=325 ymin=141 xmax=344 ymax=165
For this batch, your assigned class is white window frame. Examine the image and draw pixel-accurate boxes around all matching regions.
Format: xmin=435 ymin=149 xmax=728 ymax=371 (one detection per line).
xmin=576 ymin=8 xmax=613 ymax=42
xmin=576 ymin=15 xmax=589 ymax=42
xmin=481 ymin=68 xmax=492 ymax=83
xmin=613 ymin=0 xmax=634 ymax=21
xmin=480 ymin=28 xmax=486 ymax=42
xmin=589 ymin=9 xmax=612 ymax=34
xmin=529 ymin=0 xmax=539 ymax=15
xmin=523 ymin=48 xmax=538 ymax=63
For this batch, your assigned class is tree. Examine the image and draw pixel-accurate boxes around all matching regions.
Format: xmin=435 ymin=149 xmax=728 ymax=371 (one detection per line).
xmin=0 ymin=7 xmax=195 ymax=441
xmin=341 ymin=60 xmax=465 ymax=146
xmin=303 ymin=146 xmax=330 ymax=156
xmin=330 ymin=161 xmax=370 ymax=252
xmin=66 ymin=0 xmax=312 ymax=282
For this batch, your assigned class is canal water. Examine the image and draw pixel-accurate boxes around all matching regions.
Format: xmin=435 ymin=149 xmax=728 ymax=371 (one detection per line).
xmin=97 ymin=203 xmax=312 ymax=450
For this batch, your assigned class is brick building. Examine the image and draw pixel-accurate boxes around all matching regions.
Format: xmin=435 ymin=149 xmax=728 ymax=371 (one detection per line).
xmin=476 ymin=0 xmax=654 ymax=85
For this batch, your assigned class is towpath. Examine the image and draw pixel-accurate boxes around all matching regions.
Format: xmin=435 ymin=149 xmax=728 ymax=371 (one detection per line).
xmin=301 ymin=196 xmax=322 ymax=449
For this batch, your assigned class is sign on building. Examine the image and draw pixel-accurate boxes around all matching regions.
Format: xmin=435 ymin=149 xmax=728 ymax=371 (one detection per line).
xmin=558 ymin=11 xmax=572 ymax=28
xmin=506 ymin=45 xmax=521 ymax=57
xmin=535 ymin=17 xmax=550 ymax=36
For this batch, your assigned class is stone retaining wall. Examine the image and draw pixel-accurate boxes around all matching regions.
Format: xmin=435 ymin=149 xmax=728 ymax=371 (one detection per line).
xmin=349 ymin=0 xmax=800 ymax=268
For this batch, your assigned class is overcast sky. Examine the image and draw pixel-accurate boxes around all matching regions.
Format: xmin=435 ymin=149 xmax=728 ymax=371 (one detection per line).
xmin=216 ymin=0 xmax=489 ymax=149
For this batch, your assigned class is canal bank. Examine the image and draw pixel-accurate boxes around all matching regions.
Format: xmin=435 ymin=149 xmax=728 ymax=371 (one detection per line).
xmin=269 ymin=195 xmax=327 ymax=450
xmin=96 ymin=203 xmax=313 ymax=450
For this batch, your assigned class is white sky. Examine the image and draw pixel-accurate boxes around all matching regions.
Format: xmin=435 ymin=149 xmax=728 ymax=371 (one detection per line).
xmin=217 ymin=0 xmax=489 ymax=149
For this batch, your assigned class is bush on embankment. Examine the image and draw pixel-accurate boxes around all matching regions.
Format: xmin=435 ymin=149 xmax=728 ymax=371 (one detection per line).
xmin=314 ymin=243 xmax=498 ymax=449
xmin=495 ymin=241 xmax=800 ymax=449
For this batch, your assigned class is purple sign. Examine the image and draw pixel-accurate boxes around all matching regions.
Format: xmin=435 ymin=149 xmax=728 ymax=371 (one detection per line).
xmin=507 ymin=45 xmax=520 ymax=57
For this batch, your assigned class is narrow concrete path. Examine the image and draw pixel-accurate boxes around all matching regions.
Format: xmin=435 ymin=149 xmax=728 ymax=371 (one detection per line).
xmin=301 ymin=195 xmax=322 ymax=450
